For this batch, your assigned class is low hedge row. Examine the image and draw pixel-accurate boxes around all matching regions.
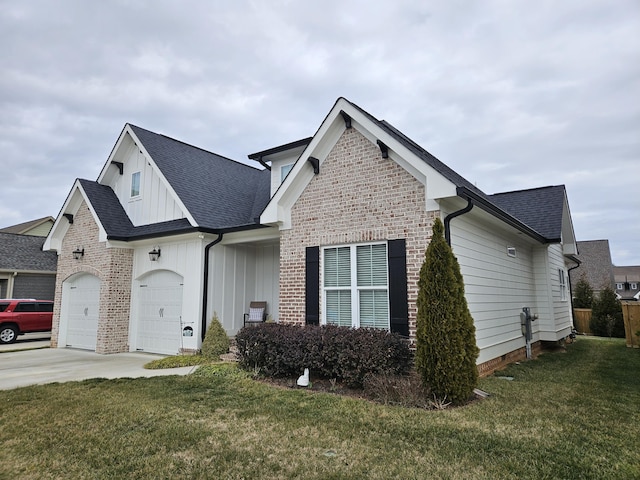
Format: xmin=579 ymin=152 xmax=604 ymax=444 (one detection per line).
xmin=235 ymin=323 xmax=412 ymax=388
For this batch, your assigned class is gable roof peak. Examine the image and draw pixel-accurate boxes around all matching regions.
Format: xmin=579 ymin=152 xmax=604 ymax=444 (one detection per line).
xmin=126 ymin=124 xmax=263 ymax=172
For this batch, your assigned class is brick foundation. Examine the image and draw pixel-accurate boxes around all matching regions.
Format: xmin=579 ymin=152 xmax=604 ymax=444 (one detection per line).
xmin=476 ymin=341 xmax=543 ymax=377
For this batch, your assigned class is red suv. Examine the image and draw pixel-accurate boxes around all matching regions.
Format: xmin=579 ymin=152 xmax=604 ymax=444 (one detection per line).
xmin=0 ymin=299 xmax=54 ymax=344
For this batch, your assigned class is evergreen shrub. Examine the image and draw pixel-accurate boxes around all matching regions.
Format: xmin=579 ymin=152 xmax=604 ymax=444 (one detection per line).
xmin=415 ymin=217 xmax=479 ymax=405
xmin=201 ymin=312 xmax=230 ymax=359
xmin=235 ymin=323 xmax=411 ymax=388
xmin=590 ymin=286 xmax=624 ymax=337
xmin=573 ymin=274 xmax=594 ymax=309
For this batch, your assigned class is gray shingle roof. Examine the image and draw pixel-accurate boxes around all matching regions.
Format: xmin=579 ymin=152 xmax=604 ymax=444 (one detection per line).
xmin=78 ymin=179 xmax=195 ymax=240
xmin=489 ymin=186 xmax=566 ymax=242
xmin=343 ymin=98 xmax=565 ymax=243
xmin=0 ymin=216 xmax=54 ymax=235
xmin=571 ymin=240 xmax=615 ymax=293
xmin=129 ymin=125 xmax=270 ymax=231
xmin=0 ymin=232 xmax=58 ymax=271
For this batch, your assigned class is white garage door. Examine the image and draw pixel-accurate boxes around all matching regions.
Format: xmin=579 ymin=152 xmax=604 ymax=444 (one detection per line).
xmin=137 ymin=270 xmax=183 ymax=355
xmin=65 ymin=273 xmax=101 ymax=350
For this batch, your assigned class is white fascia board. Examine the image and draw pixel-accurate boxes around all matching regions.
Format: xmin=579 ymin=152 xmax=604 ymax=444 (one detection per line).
xmin=43 ymin=180 xmax=108 ymax=251
xmin=76 ymin=182 xmax=109 ymax=242
xmin=261 ymin=98 xmax=457 ymax=228
xmin=43 ymin=185 xmax=77 ymax=253
xmin=261 ymin=105 xmax=346 ymax=228
xmin=220 ymin=226 xmax=280 ymax=245
xmin=561 ymin=190 xmax=578 ymax=254
xmin=98 ymin=125 xmax=197 ymax=227
xmin=123 ymin=126 xmax=198 ymax=227
xmin=97 ymin=124 xmax=130 ymax=184
xmin=346 ymin=109 xmax=456 ymax=202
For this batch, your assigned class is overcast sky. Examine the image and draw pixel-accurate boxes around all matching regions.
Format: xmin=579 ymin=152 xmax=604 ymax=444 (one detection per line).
xmin=1 ymin=0 xmax=638 ymax=265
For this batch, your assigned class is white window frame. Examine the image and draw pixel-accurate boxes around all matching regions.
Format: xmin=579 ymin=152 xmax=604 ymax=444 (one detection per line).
xmin=616 ymin=283 xmax=624 ymax=290
xmin=631 ymin=283 xmax=638 ymax=290
xmin=322 ymin=242 xmax=390 ymax=330
xmin=130 ymin=171 xmax=141 ymax=198
xmin=559 ymin=268 xmax=567 ymax=301
xmin=281 ymin=163 xmax=293 ymax=182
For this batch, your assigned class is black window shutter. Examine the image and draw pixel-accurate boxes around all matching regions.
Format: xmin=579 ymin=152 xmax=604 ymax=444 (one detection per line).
xmin=305 ymin=246 xmax=320 ymax=325
xmin=388 ymin=239 xmax=409 ymax=337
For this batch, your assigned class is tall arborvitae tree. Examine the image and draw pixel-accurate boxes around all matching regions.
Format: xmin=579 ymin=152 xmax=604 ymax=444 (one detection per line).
xmin=590 ymin=286 xmax=625 ymax=338
xmin=416 ymin=217 xmax=479 ymax=405
xmin=573 ymin=274 xmax=594 ymax=309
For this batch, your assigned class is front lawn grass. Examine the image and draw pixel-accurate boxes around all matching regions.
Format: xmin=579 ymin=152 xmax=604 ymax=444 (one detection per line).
xmin=0 ymin=337 xmax=638 ymax=479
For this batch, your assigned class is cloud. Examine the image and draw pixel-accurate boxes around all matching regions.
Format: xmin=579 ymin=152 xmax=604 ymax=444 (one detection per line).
xmin=0 ymin=0 xmax=638 ymax=265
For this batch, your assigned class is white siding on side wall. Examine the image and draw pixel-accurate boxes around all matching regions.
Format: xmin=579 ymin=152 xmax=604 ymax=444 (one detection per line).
xmin=105 ymin=141 xmax=186 ymax=226
xmin=451 ymin=214 xmax=537 ymax=365
xmin=208 ymin=243 xmax=279 ymax=336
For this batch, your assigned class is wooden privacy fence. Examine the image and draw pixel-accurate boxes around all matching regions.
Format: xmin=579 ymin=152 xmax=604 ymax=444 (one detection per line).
xmin=622 ymin=301 xmax=640 ymax=348
xmin=573 ymin=308 xmax=592 ymax=335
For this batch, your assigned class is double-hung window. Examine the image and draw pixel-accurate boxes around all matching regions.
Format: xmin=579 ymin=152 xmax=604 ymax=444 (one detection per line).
xmin=323 ymin=243 xmax=389 ymax=329
xmin=558 ymin=268 xmax=567 ymax=301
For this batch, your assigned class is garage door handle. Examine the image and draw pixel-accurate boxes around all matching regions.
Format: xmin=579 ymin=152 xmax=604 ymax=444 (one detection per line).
xmin=84 ymin=307 xmax=88 ymax=316
xmin=159 ymin=308 xmax=164 ymax=318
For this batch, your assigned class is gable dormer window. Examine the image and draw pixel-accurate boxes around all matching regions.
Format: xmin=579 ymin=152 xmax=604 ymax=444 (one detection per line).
xmin=131 ymin=171 xmax=141 ymax=197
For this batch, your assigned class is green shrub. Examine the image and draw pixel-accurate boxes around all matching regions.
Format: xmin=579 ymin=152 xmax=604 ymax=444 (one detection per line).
xmin=235 ymin=323 xmax=411 ymax=388
xmin=573 ymin=274 xmax=594 ymax=309
xmin=201 ymin=312 xmax=230 ymax=359
xmin=416 ymin=217 xmax=479 ymax=405
xmin=590 ymin=287 xmax=624 ymax=337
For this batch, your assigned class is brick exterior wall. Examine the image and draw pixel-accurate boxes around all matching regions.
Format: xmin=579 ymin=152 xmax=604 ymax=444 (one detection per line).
xmin=52 ymin=200 xmax=133 ymax=353
xmin=279 ymin=127 xmax=438 ymax=340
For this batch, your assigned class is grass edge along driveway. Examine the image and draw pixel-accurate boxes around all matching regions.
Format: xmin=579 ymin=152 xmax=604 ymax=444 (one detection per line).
xmin=0 ymin=336 xmax=638 ymax=479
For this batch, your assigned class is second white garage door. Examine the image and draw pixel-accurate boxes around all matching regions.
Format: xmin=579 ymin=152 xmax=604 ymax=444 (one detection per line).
xmin=136 ymin=270 xmax=183 ymax=355
xmin=65 ymin=273 xmax=101 ymax=350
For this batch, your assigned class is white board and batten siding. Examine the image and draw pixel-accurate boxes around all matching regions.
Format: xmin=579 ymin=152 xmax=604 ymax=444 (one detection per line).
xmin=450 ymin=214 xmax=539 ymax=364
xmin=207 ymin=243 xmax=280 ymax=336
xmin=129 ymin=237 xmax=205 ymax=353
xmin=106 ymin=141 xmax=186 ymax=226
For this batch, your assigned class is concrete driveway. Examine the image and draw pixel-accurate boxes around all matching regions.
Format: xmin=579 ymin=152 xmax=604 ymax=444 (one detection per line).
xmin=0 ymin=332 xmax=52 ymax=352
xmin=0 ymin=346 xmax=197 ymax=391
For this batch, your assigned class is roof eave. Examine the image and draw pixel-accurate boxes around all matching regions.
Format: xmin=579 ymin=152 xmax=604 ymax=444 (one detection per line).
xmin=106 ymin=223 xmax=270 ymax=242
xmin=457 ymin=186 xmax=552 ymax=244
xmin=248 ymin=137 xmax=313 ymax=160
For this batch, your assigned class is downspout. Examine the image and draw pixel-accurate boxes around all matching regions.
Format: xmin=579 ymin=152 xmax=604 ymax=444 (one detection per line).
xmin=201 ymin=233 xmax=224 ymax=341
xmin=444 ymin=199 xmax=474 ymax=246
xmin=567 ymin=256 xmax=582 ymax=338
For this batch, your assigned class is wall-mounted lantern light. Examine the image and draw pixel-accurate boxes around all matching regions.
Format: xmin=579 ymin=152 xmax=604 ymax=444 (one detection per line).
xmin=148 ymin=247 xmax=161 ymax=262
xmin=72 ymin=248 xmax=85 ymax=260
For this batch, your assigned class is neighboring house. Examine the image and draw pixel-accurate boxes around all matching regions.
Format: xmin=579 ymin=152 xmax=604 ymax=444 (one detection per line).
xmin=613 ymin=266 xmax=640 ymax=300
xmin=570 ymin=240 xmax=615 ymax=298
xmin=0 ymin=216 xmax=55 ymax=237
xmin=0 ymin=232 xmax=58 ymax=299
xmin=44 ymin=98 xmax=578 ymax=374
